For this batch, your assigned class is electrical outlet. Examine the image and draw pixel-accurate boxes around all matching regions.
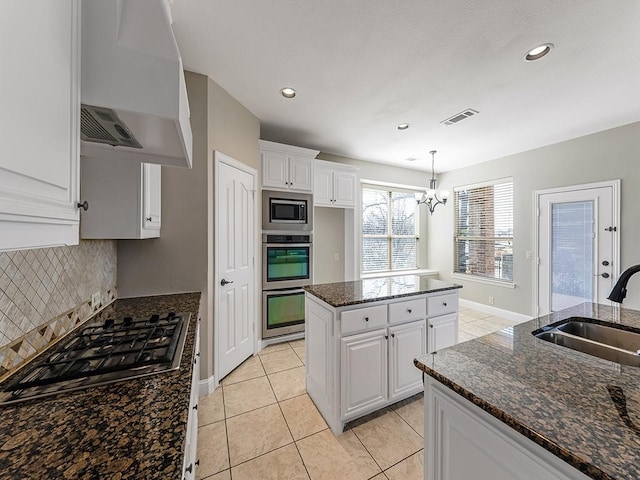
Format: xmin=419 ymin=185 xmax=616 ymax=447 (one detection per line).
xmin=488 ymin=296 xmax=495 ymax=305
xmin=91 ymin=292 xmax=101 ymax=309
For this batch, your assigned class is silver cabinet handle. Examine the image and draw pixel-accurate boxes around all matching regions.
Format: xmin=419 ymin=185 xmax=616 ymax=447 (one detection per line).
xmin=220 ymin=279 xmax=234 ymax=286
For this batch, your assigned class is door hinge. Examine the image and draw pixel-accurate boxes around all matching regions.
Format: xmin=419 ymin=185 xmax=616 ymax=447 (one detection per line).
xmin=536 ymin=208 xmax=540 ymax=217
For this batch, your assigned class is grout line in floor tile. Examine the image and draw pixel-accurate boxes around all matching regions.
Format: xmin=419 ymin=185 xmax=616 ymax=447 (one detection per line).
xmin=261 ymin=357 xmax=312 ymax=479
xmin=380 ymin=448 xmax=424 ymax=476
xmin=347 ymin=414 xmax=386 ymax=475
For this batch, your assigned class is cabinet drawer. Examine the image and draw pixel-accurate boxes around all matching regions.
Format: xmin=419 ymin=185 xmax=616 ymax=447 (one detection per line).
xmin=341 ymin=305 xmax=387 ymax=336
xmin=427 ymin=293 xmax=458 ymax=317
xmin=388 ymin=298 xmax=426 ymax=325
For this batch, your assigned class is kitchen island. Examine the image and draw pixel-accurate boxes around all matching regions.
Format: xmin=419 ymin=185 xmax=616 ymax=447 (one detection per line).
xmin=304 ymin=275 xmax=461 ymax=434
xmin=415 ymin=302 xmax=640 ymax=480
xmin=0 ymin=292 xmax=201 ymax=480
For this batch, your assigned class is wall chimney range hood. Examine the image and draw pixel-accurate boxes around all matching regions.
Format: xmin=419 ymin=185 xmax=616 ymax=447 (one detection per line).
xmin=81 ymin=0 xmax=193 ymax=168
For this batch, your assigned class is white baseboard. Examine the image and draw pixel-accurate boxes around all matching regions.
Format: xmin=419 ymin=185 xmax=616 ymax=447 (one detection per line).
xmin=459 ymin=299 xmax=532 ymax=324
xmin=198 ymin=374 xmax=217 ymax=397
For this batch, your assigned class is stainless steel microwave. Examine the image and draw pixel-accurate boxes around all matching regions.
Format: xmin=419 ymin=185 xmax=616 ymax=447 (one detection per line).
xmin=262 ymin=190 xmax=313 ymax=231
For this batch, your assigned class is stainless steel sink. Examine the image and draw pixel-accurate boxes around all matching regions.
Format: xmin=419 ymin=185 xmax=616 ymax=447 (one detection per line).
xmin=532 ymin=318 xmax=640 ymax=367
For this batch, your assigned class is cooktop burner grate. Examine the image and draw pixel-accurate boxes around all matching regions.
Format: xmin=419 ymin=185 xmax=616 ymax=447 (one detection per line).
xmin=0 ymin=312 xmax=190 ymax=403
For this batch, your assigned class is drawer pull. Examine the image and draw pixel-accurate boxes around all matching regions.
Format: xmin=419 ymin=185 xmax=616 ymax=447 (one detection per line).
xmin=385 ymin=335 xmax=389 ymax=340
xmin=443 ymin=302 xmax=447 ymax=306
xmin=391 ymin=333 xmax=395 ymax=338
xmin=193 ymin=404 xmax=198 ymax=410
xmin=364 ymin=317 xmax=369 ymax=322
xmin=407 ymin=309 xmax=412 ymax=313
xmin=430 ymin=324 xmax=433 ymax=328
xmin=185 ymin=463 xmax=193 ymax=473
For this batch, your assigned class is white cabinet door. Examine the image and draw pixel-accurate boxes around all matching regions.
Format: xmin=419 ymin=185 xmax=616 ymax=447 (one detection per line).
xmin=428 ymin=313 xmax=458 ymax=353
xmin=313 ymin=166 xmax=334 ymax=206
xmin=262 ymin=151 xmax=289 ymax=189
xmin=333 ymin=171 xmax=357 ymax=208
xmin=341 ymin=328 xmax=388 ymax=420
xmin=0 ymin=0 xmax=80 ymax=251
xmin=80 ymin=157 xmax=161 ymax=239
xmin=142 ymin=164 xmax=161 ymax=232
xmin=389 ymin=320 xmax=426 ymax=401
xmin=289 ymin=156 xmax=313 ymax=192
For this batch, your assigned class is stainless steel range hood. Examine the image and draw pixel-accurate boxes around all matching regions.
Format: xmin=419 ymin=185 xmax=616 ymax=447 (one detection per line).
xmin=81 ymin=0 xmax=192 ymax=168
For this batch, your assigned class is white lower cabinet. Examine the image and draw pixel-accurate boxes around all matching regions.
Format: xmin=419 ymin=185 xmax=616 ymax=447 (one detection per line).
xmin=341 ymin=328 xmax=388 ymax=419
xmin=428 ymin=313 xmax=457 ymax=353
xmin=425 ymin=377 xmax=590 ymax=480
xmin=389 ymin=320 xmax=427 ymax=400
xmin=182 ymin=320 xmax=200 ymax=480
xmin=307 ymin=291 xmax=456 ymax=434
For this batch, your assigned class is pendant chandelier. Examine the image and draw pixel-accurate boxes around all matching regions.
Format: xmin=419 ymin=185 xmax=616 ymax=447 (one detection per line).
xmin=417 ymin=150 xmax=449 ymax=215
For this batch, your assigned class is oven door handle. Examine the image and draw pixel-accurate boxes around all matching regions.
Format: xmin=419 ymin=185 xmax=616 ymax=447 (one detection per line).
xmin=264 ymin=243 xmax=312 ymax=248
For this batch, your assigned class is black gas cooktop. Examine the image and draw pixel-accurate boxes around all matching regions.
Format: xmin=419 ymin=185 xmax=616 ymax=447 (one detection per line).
xmin=0 ymin=312 xmax=191 ymax=405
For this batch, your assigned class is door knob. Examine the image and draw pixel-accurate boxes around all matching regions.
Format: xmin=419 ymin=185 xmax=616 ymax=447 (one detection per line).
xmin=220 ymin=279 xmax=234 ymax=286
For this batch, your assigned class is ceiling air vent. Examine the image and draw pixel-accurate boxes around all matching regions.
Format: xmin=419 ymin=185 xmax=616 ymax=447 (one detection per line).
xmin=440 ymin=109 xmax=479 ymax=126
xmin=80 ymin=104 xmax=143 ymax=148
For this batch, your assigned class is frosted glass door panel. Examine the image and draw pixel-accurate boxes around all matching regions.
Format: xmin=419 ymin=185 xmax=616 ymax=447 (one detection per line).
xmin=551 ymin=201 xmax=593 ymax=311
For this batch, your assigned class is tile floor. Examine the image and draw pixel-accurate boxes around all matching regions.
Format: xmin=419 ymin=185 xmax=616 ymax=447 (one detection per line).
xmin=196 ymin=309 xmax=523 ymax=480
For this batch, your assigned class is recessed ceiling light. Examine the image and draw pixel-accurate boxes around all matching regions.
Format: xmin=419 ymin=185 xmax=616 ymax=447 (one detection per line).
xmin=525 ymin=43 xmax=554 ymax=62
xmin=280 ymin=87 xmax=296 ymax=98
xmin=397 ymin=123 xmax=410 ymax=130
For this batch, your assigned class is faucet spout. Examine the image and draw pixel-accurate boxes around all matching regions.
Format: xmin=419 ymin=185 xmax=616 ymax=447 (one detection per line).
xmin=607 ymin=264 xmax=640 ymax=303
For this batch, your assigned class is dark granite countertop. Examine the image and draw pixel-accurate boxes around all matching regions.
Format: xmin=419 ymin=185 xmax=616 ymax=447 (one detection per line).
xmin=303 ymin=275 xmax=462 ymax=308
xmin=0 ymin=292 xmax=201 ymax=480
xmin=414 ymin=302 xmax=640 ymax=480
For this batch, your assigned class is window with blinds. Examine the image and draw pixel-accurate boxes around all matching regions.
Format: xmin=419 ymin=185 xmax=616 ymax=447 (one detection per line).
xmin=362 ymin=186 xmax=419 ymax=273
xmin=454 ymin=179 xmax=513 ymax=281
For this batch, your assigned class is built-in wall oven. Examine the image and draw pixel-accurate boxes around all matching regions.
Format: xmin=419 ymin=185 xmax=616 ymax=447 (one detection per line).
xmin=262 ymin=233 xmax=312 ymax=339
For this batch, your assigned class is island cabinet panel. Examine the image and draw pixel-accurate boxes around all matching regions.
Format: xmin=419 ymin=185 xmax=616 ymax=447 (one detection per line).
xmin=341 ymin=329 xmax=388 ymax=420
xmin=425 ymin=377 xmax=591 ymax=480
xmin=428 ymin=313 xmax=457 ymax=354
xmin=305 ymin=285 xmax=459 ymax=435
xmin=305 ymin=297 xmax=335 ymax=424
xmin=389 ymin=320 xmax=426 ymax=400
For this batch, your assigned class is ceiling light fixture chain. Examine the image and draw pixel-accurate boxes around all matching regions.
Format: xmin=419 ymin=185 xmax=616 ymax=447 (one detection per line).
xmin=417 ymin=150 xmax=450 ymax=215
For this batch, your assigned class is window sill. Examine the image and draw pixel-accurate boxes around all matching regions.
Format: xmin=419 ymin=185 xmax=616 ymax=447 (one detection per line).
xmin=451 ymin=273 xmax=516 ymax=288
xmin=361 ymin=269 xmax=439 ymax=279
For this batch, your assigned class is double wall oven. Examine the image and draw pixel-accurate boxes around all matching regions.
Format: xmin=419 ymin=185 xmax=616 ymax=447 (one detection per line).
xmin=262 ymin=190 xmax=313 ymax=339
xmin=262 ymin=233 xmax=312 ymax=338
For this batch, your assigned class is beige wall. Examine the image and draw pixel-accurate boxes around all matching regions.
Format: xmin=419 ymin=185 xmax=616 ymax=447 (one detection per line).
xmin=313 ymin=207 xmax=345 ymax=284
xmin=118 ymin=72 xmax=260 ymax=380
xmin=428 ymin=121 xmax=640 ymax=314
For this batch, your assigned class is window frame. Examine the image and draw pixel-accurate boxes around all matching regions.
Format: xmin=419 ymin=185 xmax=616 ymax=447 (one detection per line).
xmin=453 ymin=177 xmax=514 ymax=284
xmin=361 ymin=184 xmax=421 ymax=274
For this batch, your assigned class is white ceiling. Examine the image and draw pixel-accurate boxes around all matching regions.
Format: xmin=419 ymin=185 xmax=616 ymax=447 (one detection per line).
xmin=169 ymin=0 xmax=640 ymax=173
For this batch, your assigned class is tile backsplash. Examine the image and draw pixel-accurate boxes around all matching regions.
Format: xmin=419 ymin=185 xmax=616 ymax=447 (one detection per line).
xmin=0 ymin=240 xmax=117 ymax=376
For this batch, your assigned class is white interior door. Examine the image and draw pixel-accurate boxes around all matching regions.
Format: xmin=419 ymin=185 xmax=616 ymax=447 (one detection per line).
xmin=216 ymin=153 xmax=255 ymax=380
xmin=536 ymin=181 xmax=619 ymax=315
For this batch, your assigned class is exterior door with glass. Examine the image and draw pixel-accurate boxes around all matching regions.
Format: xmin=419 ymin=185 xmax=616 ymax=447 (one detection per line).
xmin=536 ymin=181 xmax=619 ymax=315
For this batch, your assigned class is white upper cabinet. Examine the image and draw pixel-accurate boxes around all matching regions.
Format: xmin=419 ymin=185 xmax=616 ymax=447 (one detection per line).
xmin=80 ymin=157 xmax=161 ymax=239
xmin=260 ymin=140 xmax=319 ymax=193
xmin=313 ymin=160 xmax=358 ymax=208
xmin=0 ymin=0 xmax=81 ymax=251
